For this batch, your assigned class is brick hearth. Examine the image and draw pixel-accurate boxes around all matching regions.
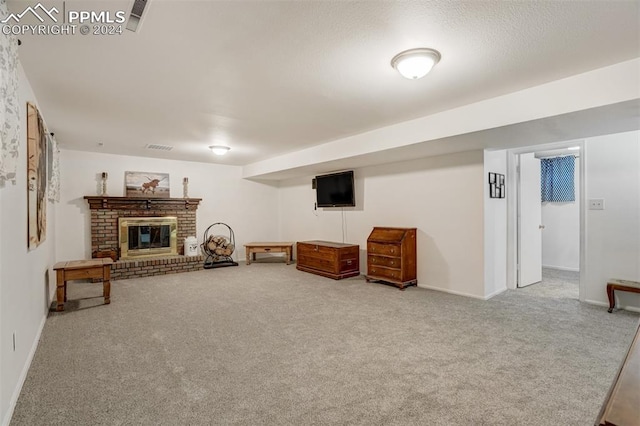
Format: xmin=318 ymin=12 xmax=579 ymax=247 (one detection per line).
xmin=110 ymin=255 xmax=205 ymax=280
xmin=84 ymin=197 xmax=203 ymax=279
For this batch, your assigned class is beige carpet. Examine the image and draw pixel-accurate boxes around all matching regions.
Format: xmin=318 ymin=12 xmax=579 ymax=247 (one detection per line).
xmin=10 ymin=262 xmax=639 ymax=425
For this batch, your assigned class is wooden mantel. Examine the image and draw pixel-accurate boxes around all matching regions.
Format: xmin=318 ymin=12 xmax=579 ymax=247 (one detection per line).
xmin=84 ymin=196 xmax=202 ymax=211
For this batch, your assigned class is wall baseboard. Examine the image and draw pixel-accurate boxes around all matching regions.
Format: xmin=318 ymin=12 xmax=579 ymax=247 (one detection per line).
xmin=483 ymin=287 xmax=508 ymax=300
xmin=417 ymin=284 xmax=486 ymax=300
xmin=542 ymin=264 xmax=579 ymax=272
xmin=1 ymin=314 xmax=47 ymax=426
xmin=585 ymin=299 xmax=640 ymax=314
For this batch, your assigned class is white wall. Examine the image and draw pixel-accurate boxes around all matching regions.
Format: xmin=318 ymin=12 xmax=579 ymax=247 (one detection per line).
xmin=1 ymin=64 xmax=57 ymax=426
xmin=584 ymin=131 xmax=640 ymax=309
xmin=56 ymin=150 xmax=280 ymax=263
xmin=484 ymin=150 xmax=507 ymax=298
xmin=278 ymin=151 xmax=486 ymax=299
xmin=541 ymin=159 xmax=580 ymax=271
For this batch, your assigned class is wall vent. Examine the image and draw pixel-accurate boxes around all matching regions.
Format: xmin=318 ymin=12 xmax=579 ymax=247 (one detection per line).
xmin=145 ymin=144 xmax=173 ymax=151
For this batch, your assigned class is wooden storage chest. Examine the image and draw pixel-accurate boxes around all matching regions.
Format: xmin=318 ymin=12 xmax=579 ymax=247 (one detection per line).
xmin=365 ymin=227 xmax=417 ymax=289
xmin=296 ymin=240 xmax=360 ymax=280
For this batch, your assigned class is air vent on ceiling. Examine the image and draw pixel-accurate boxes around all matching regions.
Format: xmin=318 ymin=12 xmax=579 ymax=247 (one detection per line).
xmin=145 ymin=143 xmax=173 ymax=151
xmin=126 ymin=0 xmax=148 ymax=32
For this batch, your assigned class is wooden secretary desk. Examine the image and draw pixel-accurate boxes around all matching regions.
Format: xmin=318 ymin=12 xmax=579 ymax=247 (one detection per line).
xmin=365 ymin=227 xmax=417 ymax=290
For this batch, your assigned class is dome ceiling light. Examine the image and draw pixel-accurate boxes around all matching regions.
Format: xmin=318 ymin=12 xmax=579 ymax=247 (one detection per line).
xmin=391 ymin=48 xmax=441 ymax=80
xmin=209 ymin=145 xmax=231 ymax=155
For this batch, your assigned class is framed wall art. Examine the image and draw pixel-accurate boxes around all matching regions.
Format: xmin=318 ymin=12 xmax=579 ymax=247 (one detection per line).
xmin=125 ymin=171 xmax=170 ymax=198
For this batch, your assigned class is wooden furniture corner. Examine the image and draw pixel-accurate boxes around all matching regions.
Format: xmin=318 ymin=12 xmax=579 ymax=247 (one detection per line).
xmin=596 ymin=320 xmax=640 ymax=425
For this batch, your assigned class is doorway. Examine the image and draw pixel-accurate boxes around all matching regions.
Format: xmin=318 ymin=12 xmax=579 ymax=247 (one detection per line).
xmin=510 ymin=142 xmax=585 ymax=301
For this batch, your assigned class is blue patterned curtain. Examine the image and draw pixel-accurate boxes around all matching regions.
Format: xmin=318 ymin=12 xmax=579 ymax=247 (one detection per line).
xmin=541 ymin=156 xmax=575 ymax=202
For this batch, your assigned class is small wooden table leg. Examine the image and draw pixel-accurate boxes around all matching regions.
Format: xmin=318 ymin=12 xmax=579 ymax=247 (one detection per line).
xmin=56 ymin=269 xmax=65 ymax=312
xmin=103 ymin=264 xmax=111 ymax=305
xmin=286 ymin=246 xmax=291 ymax=265
xmin=607 ymin=284 xmax=615 ymax=313
xmin=246 ymin=247 xmax=251 ymax=265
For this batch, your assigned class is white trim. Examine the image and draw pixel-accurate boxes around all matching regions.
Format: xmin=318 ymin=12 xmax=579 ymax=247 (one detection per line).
xmin=417 ymin=284 xmax=487 ymax=300
xmin=578 ymin=141 xmax=587 ymax=303
xmin=542 ymin=265 xmax=580 ymax=272
xmin=484 ymin=287 xmax=508 ymax=300
xmin=1 ymin=315 xmax=47 ymax=426
xmin=585 ymin=299 xmax=640 ymax=314
xmin=507 ymin=139 xmax=586 ymax=300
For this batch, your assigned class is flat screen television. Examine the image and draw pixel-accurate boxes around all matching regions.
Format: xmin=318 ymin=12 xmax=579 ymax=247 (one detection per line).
xmin=315 ymin=170 xmax=355 ymax=207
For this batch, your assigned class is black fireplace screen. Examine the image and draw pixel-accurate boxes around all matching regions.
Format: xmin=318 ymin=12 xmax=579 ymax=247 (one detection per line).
xmin=128 ymin=225 xmax=171 ymax=250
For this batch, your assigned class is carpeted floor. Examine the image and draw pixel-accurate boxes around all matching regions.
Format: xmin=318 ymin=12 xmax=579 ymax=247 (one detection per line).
xmin=10 ymin=262 xmax=639 ymax=425
xmin=518 ymin=268 xmax=580 ymax=300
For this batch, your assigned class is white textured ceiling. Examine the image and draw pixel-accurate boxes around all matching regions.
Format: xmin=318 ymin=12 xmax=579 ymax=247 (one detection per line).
xmin=10 ymin=0 xmax=640 ymax=166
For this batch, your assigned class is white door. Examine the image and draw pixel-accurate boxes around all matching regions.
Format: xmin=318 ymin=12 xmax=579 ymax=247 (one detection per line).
xmin=518 ymin=153 xmax=542 ymax=287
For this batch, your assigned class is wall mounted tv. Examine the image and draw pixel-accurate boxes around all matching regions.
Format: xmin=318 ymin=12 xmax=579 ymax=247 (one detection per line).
xmin=315 ymin=170 xmax=355 ymax=207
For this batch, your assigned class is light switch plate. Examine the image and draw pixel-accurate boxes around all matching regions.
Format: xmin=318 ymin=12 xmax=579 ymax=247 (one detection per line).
xmin=589 ymin=199 xmax=605 ymax=210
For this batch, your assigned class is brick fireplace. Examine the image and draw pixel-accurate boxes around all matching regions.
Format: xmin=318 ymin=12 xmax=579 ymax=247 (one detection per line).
xmin=84 ymin=197 xmax=203 ymax=280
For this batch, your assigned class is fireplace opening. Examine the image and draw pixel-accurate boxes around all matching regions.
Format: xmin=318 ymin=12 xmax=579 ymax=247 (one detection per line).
xmin=128 ymin=225 xmax=171 ymax=250
xmin=119 ymin=217 xmax=178 ymax=259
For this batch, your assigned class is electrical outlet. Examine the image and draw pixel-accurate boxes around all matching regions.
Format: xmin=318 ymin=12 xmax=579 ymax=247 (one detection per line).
xmin=589 ymin=199 xmax=605 ymax=210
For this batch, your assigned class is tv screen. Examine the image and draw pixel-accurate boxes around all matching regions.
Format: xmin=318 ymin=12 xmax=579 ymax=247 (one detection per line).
xmin=315 ymin=171 xmax=355 ymax=207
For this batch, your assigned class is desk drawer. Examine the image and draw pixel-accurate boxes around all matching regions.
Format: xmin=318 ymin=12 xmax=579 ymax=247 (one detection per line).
xmin=368 ymin=255 xmax=400 ymax=268
xmin=249 ymin=246 xmax=286 ymax=254
xmin=367 ymin=242 xmax=401 ymax=257
xmin=64 ymin=267 xmax=105 ymax=281
xmin=367 ymin=266 xmax=401 ymax=281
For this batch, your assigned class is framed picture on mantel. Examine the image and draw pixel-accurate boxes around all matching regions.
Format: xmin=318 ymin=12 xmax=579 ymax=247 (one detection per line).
xmin=125 ymin=171 xmax=170 ymax=198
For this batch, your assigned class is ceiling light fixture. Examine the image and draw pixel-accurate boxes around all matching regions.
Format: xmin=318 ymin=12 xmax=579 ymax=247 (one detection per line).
xmin=391 ymin=48 xmax=441 ymax=80
xmin=209 ymin=145 xmax=230 ymax=156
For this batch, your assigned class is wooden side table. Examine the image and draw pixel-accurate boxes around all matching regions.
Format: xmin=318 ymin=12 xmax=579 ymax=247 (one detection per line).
xmin=244 ymin=242 xmax=294 ymax=265
xmin=53 ymin=258 xmax=113 ymax=312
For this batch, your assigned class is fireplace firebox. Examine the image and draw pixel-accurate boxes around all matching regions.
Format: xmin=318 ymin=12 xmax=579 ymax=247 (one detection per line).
xmin=119 ymin=217 xmax=178 ymax=259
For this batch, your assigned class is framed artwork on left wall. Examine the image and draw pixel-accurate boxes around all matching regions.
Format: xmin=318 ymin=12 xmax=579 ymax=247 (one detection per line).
xmin=27 ymin=102 xmax=47 ymax=249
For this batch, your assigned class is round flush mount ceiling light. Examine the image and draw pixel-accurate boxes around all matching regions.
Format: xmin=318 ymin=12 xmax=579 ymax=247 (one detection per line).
xmin=209 ymin=145 xmax=230 ymax=155
xmin=391 ymin=48 xmax=441 ymax=80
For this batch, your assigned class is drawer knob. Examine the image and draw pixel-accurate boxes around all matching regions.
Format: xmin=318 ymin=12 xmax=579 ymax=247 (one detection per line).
xmin=347 ymin=260 xmax=352 ymax=264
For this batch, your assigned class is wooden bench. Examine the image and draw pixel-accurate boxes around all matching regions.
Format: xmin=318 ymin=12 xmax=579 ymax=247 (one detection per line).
xmin=607 ymin=279 xmax=640 ymax=313
xmin=244 ymin=242 xmax=294 ymax=265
